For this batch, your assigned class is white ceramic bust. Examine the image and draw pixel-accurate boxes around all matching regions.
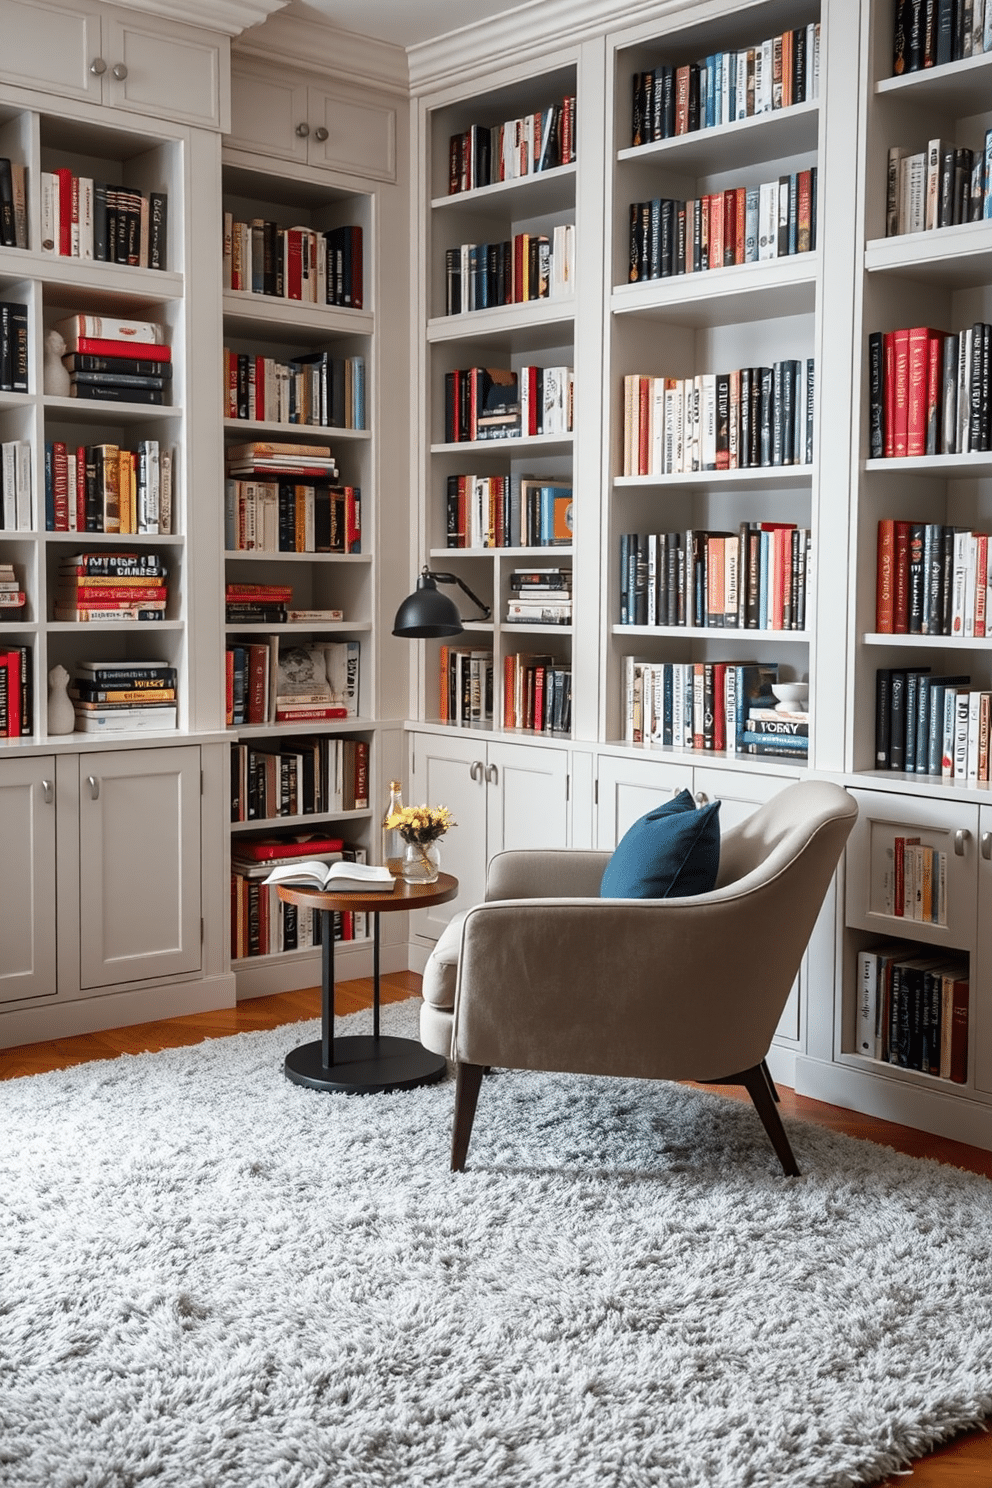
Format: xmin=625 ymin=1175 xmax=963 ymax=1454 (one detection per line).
xmin=47 ymin=664 xmax=75 ymax=735
xmin=43 ymin=329 xmax=71 ymax=397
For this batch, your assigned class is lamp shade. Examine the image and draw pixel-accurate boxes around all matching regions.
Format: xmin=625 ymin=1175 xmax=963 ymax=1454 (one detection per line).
xmin=392 ymin=572 xmax=464 ymax=638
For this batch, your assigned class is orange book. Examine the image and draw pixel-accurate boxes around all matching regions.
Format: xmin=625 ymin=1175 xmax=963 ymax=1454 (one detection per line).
xmin=439 ymin=645 xmax=450 ymax=722
xmin=503 ymin=652 xmax=515 ymax=728
xmin=876 ymin=519 xmax=895 ymax=632
xmin=709 ymin=193 xmax=724 ymax=270
xmin=638 ymin=377 xmax=650 ymax=475
xmin=797 ymin=170 xmax=812 ymax=252
xmin=674 ymin=65 xmax=692 ymax=135
xmin=734 ymin=187 xmax=746 ymax=265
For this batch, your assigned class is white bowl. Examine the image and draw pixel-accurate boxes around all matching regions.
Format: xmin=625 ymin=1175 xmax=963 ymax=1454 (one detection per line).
xmin=771 ymin=683 xmax=809 ymax=706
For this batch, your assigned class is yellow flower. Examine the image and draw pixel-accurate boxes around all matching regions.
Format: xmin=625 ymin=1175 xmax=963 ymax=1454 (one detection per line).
xmin=386 ymin=804 xmax=456 ymax=844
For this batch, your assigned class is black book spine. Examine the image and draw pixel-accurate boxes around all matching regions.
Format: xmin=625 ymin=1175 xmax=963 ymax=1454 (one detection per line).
xmin=759 ymin=366 xmax=774 ymax=465
xmin=0 ymin=158 xmax=15 ymax=247
xmin=649 ymin=197 xmax=662 ymax=278
xmin=969 ymin=321 xmax=984 ymax=450
xmin=907 ymin=0 xmax=926 ymax=68
xmin=889 ymin=671 xmax=908 ymax=769
xmin=893 ymin=0 xmax=909 ymax=71
xmin=631 ymin=70 xmax=644 ymax=148
xmin=659 ymin=199 xmax=674 ymax=278
xmin=661 ymin=67 xmax=675 ymax=139
xmin=926 ymin=524 xmax=945 ymax=634
xmin=869 ymin=332 xmax=884 ymax=458
xmin=675 ymin=201 xmax=687 ymax=275
xmin=687 ymin=63 xmax=700 ymax=131
xmin=876 ymin=668 xmax=893 ymax=766
xmin=907 ymin=523 xmax=926 ymax=633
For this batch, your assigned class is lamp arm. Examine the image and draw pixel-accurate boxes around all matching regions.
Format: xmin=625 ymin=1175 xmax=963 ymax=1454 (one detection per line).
xmin=428 ymin=570 xmax=492 ymax=621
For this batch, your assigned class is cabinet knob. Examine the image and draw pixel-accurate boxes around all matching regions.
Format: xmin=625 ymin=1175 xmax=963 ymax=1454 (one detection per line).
xmin=982 ymin=831 xmax=992 ymax=862
xmin=954 ymin=828 xmax=970 ymax=856
xmin=694 ymin=791 xmax=709 ymax=806
xmin=90 ymin=57 xmax=107 ymax=75
xmin=87 ymin=775 xmax=100 ymax=800
xmin=314 ymin=126 xmax=329 ymax=142
xmin=296 ymin=122 xmax=311 ymax=138
xmin=41 ymin=779 xmax=53 ymax=805
xmin=486 ymin=763 xmax=498 ymax=785
xmin=112 ymin=62 xmax=128 ymax=80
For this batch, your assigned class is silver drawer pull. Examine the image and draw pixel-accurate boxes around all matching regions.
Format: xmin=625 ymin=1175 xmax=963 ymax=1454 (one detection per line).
xmin=112 ymin=62 xmax=128 ymax=80
xmin=90 ymin=57 xmax=107 ymax=75
xmin=982 ymin=832 xmax=992 ymax=862
xmin=87 ymin=775 xmax=100 ymax=801
xmin=954 ymin=828 xmax=970 ymax=856
xmin=296 ymin=122 xmax=310 ymax=137
xmin=41 ymin=779 xmax=53 ymax=805
xmin=314 ymin=126 xmax=329 ymax=142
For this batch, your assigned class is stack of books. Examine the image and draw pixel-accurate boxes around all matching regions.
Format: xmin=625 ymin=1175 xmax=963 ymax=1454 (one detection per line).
xmin=54 ymin=551 xmax=168 ymax=623
xmin=225 ymin=639 xmax=360 ymax=726
xmin=740 ymin=700 xmax=809 ymax=760
xmin=0 ymin=642 xmax=31 ymax=737
xmin=506 ymin=568 xmax=571 ymax=625
xmin=0 ymin=562 xmax=25 ymax=617
xmin=69 ymin=660 xmax=177 ymax=734
xmin=226 ymin=583 xmax=292 ymax=625
xmin=230 ymin=738 xmax=368 ymax=820
xmin=53 ymin=313 xmax=172 ymax=406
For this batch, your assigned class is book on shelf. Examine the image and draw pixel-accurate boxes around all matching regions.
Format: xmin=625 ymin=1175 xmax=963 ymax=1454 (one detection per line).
xmin=53 ymin=313 xmax=166 ymax=348
xmin=892 ymin=0 xmax=991 ymax=73
xmin=261 ymin=859 xmax=394 ymax=892
xmin=230 ymin=737 xmax=368 ymax=819
xmin=223 ymin=217 xmax=363 ymax=308
xmin=226 ymin=640 xmax=359 ymax=727
xmin=225 ymin=480 xmax=359 ymax=554
xmin=0 ymin=158 xmax=28 ymax=249
xmin=869 ymin=323 xmax=992 ymax=459
xmin=627 ymin=170 xmax=817 ymax=283
xmin=0 ymin=562 xmax=25 ymax=614
xmin=447 ymin=95 xmax=576 ymax=195
xmin=223 ymin=348 xmax=365 ymax=429
xmin=501 ymin=653 xmax=571 ymax=732
xmin=0 ymin=645 xmax=32 ymax=738
xmin=444 ymin=224 xmax=574 ymax=315
xmin=619 ymin=525 xmax=809 ymax=631
xmin=624 ymin=658 xmax=780 ymax=753
xmin=72 ymin=705 xmax=178 ymax=732
xmin=232 ymin=844 xmax=372 ymax=959
xmin=46 ymin=443 xmax=172 ymax=536
xmin=630 ymin=26 xmax=819 ymax=148
xmin=0 ymin=301 xmax=29 ymax=392
xmin=858 ymin=940 xmax=968 ymax=1081
xmin=40 ymin=175 xmax=167 ymax=268
xmin=232 ymin=833 xmax=345 ymax=862
xmin=443 ymin=364 xmax=573 ymax=441
xmin=885 ymin=135 xmax=991 ymax=237
xmin=874 ymin=520 xmax=991 ymax=637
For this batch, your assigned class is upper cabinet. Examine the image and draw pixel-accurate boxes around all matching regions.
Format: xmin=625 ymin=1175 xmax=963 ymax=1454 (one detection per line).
xmin=0 ymin=0 xmax=230 ymax=132
xmin=228 ymin=57 xmax=396 ymax=181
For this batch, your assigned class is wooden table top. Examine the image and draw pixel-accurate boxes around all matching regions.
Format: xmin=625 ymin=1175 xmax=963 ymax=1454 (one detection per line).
xmin=275 ymin=871 xmax=459 ymax=915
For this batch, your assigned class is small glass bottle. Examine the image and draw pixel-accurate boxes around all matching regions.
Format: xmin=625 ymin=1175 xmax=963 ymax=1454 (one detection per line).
xmin=382 ymin=780 xmax=404 ymax=877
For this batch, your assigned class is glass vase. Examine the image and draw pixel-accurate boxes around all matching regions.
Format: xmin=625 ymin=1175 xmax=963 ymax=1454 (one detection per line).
xmin=402 ymin=839 xmax=440 ymax=885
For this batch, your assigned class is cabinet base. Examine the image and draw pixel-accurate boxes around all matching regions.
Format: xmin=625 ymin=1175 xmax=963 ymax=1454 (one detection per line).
xmin=284 ymin=1034 xmax=448 ymax=1094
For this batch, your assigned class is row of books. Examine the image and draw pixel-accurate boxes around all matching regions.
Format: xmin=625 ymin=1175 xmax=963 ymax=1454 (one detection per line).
xmin=622 ymin=362 xmax=815 ymax=476
xmin=223 ymin=349 xmax=365 ymax=429
xmin=875 ymin=669 xmax=992 ymax=782
xmin=0 ymin=644 xmax=31 ymax=738
xmin=502 ymin=653 xmax=572 ymax=732
xmin=439 ymin=645 xmax=492 ymax=726
xmin=630 ymin=25 xmax=820 ymax=147
xmin=627 ymin=171 xmax=817 ymax=284
xmin=0 ymin=441 xmax=32 ymax=531
xmin=69 ymin=660 xmax=177 ymax=733
xmin=623 ymin=658 xmax=804 ymax=758
xmin=619 ymin=524 xmax=811 ymax=632
xmin=55 ymin=551 xmax=168 ymax=624
xmin=0 ymin=159 xmax=28 ymax=249
xmin=225 ymin=584 xmax=343 ymax=627
xmin=875 ymin=521 xmax=992 ymax=637
xmin=892 ymin=0 xmax=992 ymax=73
xmin=868 ymin=323 xmax=992 ymax=459
xmin=856 ymin=943 xmax=968 ymax=1084
xmin=888 ymin=837 xmax=948 ymax=924
xmin=226 ymin=640 xmax=360 ymax=728
xmin=44 ymin=440 xmax=174 ymax=535
xmin=224 ymin=480 xmax=360 ymax=554
xmin=444 ymin=225 xmax=575 ymax=315
xmin=231 ymin=842 xmax=371 ymax=959
xmin=886 ymin=136 xmax=992 ymax=237
xmin=231 ymin=738 xmax=368 ymax=822
xmin=506 ymin=568 xmax=571 ymax=627
xmin=0 ymin=563 xmax=25 ymax=617
xmin=223 ymin=219 xmax=363 ymax=308
xmin=445 ymin=474 xmax=572 ymax=549
xmin=443 ymin=365 xmax=573 ymax=443
xmin=40 ymin=173 xmax=167 ymax=269
xmin=0 ymin=301 xmax=28 ymax=392
xmin=447 ymin=96 xmax=576 ymax=194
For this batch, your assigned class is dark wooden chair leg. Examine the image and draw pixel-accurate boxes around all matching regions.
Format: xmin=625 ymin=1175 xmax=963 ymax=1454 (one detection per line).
xmin=451 ymin=1062 xmax=485 ymax=1172
xmin=761 ymin=1059 xmax=781 ymax=1103
xmin=742 ymin=1065 xmax=800 ymax=1177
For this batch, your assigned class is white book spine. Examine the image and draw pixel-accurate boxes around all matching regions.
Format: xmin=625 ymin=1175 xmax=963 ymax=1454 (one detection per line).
xmin=651 ymin=378 xmax=665 ymax=476
xmin=700 ymin=373 xmax=717 ymax=470
xmin=954 ymin=690 xmax=971 ymax=779
xmin=758 ymin=180 xmax=778 ymax=260
xmin=857 ymin=950 xmax=877 ymax=1058
xmin=15 ymin=440 xmax=31 ymax=529
xmin=967 ymin=689 xmax=983 ymax=781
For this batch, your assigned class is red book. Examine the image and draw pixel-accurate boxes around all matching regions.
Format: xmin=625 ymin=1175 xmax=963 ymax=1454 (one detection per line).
xmin=722 ymin=190 xmax=735 ymax=267
xmin=2 ymin=651 xmax=21 ymax=737
xmin=907 ymin=326 xmax=936 ymax=457
xmin=734 ymin=187 xmax=746 ymax=264
xmin=51 ymin=441 xmax=69 ymax=531
xmin=61 ymin=585 xmax=168 ymax=603
xmin=876 ymin=519 xmax=895 ymax=632
xmin=273 ymin=705 xmax=349 ymax=721
xmin=71 ymin=336 xmax=172 ymax=363
xmin=926 ymin=331 xmax=943 ymax=454
xmin=247 ymin=643 xmax=269 ymax=725
xmin=712 ymin=662 xmax=727 ymax=751
xmin=513 ymin=233 xmax=527 ymax=303
xmin=533 ymin=665 xmax=546 ymax=731
xmin=638 ymin=377 xmax=650 ymax=474
xmin=891 ymin=328 xmax=911 ymax=457
xmin=285 ymin=228 xmax=303 ymax=300
xmin=709 ymin=193 xmax=724 ymax=269
xmin=234 ymin=834 xmax=344 ymax=861
xmin=225 ymin=649 xmax=234 ymax=725
xmin=947 ymin=975 xmax=969 ymax=1083
xmin=893 ymin=520 xmax=911 ymax=632
xmin=75 ymin=445 xmax=86 ymax=531
xmin=254 ymin=355 xmax=265 ymax=422
xmin=54 ymin=168 xmax=73 ymax=256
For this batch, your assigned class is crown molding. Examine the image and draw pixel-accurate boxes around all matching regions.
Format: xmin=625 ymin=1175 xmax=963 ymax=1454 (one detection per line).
xmin=138 ymin=0 xmax=289 ymax=36
xmin=235 ymin=1 xmax=409 ymax=92
xmin=406 ymin=0 xmax=707 ymax=93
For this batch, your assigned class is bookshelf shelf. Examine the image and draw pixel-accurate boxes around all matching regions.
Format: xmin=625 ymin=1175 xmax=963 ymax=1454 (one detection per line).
xmin=231 ymin=807 xmax=372 ymax=832
xmin=16 ymin=258 xmax=185 ymax=301
xmin=221 ymin=294 xmax=374 ymax=341
xmin=611 ymin=255 xmax=818 ymax=327
xmin=231 ymin=717 xmax=374 ymax=740
xmin=47 ymin=620 xmax=184 ymax=633
xmin=223 ymin=418 xmax=371 ymax=441
xmin=875 ymin=48 xmax=992 ymax=113
xmin=614 ymin=624 xmax=810 ymax=640
xmin=428 ymin=546 xmax=574 ymax=560
xmin=865 ymin=224 xmax=992 ymax=289
xmin=864 ymin=454 xmax=992 ymax=478
xmin=430 ymin=435 xmax=574 ymax=456
xmin=861 ymin=632 xmax=990 ymax=649
xmin=42 ymin=396 xmax=181 ymax=424
xmin=614 ymin=467 xmax=813 ymax=490
xmin=45 ymin=531 xmax=183 ymax=547
xmin=224 ymin=622 xmax=372 ymax=636
xmin=427 ymin=299 xmax=575 ymax=348
xmin=616 ymin=99 xmax=820 ymax=174
xmin=431 ymin=162 xmax=577 ymax=215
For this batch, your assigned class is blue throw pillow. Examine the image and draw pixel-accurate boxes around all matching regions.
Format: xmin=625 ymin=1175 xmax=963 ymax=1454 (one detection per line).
xmin=600 ymin=789 xmax=721 ymax=899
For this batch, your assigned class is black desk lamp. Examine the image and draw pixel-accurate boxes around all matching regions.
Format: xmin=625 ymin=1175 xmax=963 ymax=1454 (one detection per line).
xmin=392 ymin=566 xmax=492 ymax=638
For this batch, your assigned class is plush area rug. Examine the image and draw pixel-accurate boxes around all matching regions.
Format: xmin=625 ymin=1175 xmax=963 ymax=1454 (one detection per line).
xmin=2 ymin=998 xmax=992 ymax=1488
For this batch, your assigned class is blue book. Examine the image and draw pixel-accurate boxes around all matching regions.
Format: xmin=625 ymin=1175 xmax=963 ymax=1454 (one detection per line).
xmin=662 ymin=663 xmax=674 ymax=746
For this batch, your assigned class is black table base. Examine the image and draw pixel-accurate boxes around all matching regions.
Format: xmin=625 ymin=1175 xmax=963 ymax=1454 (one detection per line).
xmin=284 ymin=903 xmax=448 ymax=1095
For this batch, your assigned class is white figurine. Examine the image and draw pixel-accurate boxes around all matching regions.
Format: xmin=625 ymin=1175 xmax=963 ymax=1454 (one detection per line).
xmin=43 ymin=329 xmax=71 ymax=397
xmin=47 ymin=664 xmax=75 ymax=735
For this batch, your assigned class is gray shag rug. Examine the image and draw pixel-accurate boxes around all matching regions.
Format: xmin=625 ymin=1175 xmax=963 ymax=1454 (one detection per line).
xmin=2 ymin=999 xmax=992 ymax=1488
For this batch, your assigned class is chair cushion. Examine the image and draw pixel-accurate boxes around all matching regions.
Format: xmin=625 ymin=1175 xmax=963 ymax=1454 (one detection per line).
xmin=600 ymin=789 xmax=721 ymax=899
xmin=421 ymin=910 xmax=467 ymax=1009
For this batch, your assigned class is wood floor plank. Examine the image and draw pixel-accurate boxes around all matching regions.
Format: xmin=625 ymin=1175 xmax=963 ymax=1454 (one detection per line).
xmin=1 ymin=973 xmax=989 ymax=1485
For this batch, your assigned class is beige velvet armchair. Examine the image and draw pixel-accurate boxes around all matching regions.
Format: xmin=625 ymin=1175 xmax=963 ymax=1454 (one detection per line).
xmin=420 ymin=779 xmax=858 ymax=1176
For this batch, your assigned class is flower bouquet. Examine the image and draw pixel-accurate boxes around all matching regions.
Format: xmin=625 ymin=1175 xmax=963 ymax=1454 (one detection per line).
xmin=386 ymin=804 xmax=456 ymax=884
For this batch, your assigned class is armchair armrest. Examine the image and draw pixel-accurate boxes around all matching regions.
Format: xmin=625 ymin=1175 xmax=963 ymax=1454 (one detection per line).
xmin=486 ymin=849 xmax=611 ymax=902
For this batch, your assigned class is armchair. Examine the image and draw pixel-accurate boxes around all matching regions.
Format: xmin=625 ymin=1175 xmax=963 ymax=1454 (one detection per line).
xmin=420 ymin=779 xmax=857 ymax=1176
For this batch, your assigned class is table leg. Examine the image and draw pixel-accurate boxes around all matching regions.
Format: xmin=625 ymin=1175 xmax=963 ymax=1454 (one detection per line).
xmin=372 ymin=911 xmax=380 ymax=1040
xmin=321 ymin=908 xmax=334 ymax=1068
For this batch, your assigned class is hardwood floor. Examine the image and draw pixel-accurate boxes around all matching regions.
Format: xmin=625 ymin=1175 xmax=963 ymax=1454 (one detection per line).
xmin=2 ymin=972 xmax=990 ymax=1486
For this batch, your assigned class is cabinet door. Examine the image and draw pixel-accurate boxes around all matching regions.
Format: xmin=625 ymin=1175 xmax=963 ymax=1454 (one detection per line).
xmin=596 ymin=754 xmax=693 ymax=849
xmin=487 ymin=741 xmax=569 ymax=856
xmin=104 ymin=13 xmax=228 ymax=131
xmin=0 ymin=758 xmax=57 ymax=1003
xmin=228 ymin=59 xmax=310 ymax=165
xmin=307 ymin=86 xmax=396 ymax=182
xmin=0 ymin=0 xmax=103 ymax=103
xmin=78 ymin=746 xmax=201 ymax=989
xmin=409 ymin=732 xmax=487 ymax=941
xmin=695 ymin=767 xmax=803 ymax=1042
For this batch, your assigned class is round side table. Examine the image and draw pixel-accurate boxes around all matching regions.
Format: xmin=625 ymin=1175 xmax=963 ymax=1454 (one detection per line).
xmin=276 ymin=871 xmax=458 ymax=1095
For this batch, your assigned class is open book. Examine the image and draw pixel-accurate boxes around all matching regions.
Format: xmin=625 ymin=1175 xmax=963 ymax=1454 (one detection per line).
xmin=262 ymin=860 xmax=396 ymax=892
